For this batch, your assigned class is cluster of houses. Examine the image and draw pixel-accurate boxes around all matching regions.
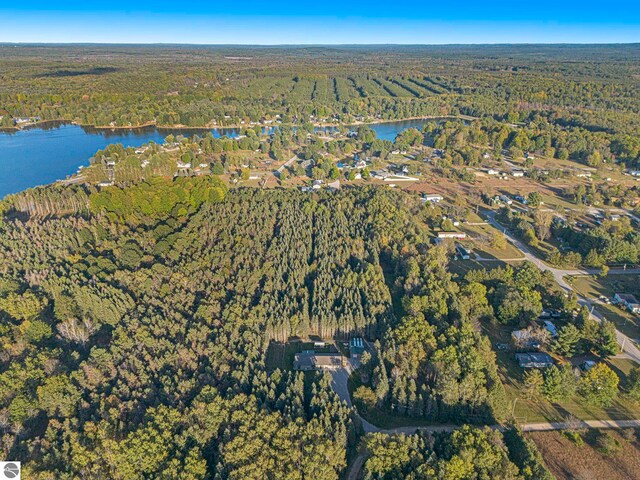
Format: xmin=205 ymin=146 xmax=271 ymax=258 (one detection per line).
xmin=484 ymin=168 xmax=525 ymax=178
xmin=512 ymin=313 xmax=562 ymax=369
xmin=13 ymin=116 xmax=41 ymax=125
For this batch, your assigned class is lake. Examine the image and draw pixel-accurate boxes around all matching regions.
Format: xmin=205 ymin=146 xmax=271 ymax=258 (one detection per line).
xmin=0 ymin=118 xmax=436 ymax=198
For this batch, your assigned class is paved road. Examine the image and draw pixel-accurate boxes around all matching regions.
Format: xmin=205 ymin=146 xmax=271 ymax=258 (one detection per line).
xmin=331 ymin=363 xmax=640 ymax=478
xmin=275 ymin=154 xmax=300 ymax=176
xmin=484 ymin=210 xmax=640 ymax=364
xmin=330 ymin=364 xmax=640 ymax=435
xmin=329 ymin=363 xmax=379 ymax=433
xmin=521 ymin=419 xmax=640 ymax=432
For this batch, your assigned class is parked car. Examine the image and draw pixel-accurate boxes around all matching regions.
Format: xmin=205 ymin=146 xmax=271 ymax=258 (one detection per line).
xmin=580 ymin=360 xmax=597 ymax=371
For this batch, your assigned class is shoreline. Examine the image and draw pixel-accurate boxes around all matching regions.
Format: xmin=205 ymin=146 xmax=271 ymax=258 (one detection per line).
xmin=1 ymin=114 xmax=477 ymax=134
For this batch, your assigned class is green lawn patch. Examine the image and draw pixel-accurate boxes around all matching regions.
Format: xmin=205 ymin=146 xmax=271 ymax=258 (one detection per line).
xmin=569 ymin=275 xmax=640 ymax=341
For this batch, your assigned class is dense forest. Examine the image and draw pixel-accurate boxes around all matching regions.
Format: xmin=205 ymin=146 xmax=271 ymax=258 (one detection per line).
xmin=0 ymin=180 xmax=555 ymax=477
xmin=1 ymin=44 xmax=639 ymax=166
xmin=362 ymin=426 xmax=553 ymax=480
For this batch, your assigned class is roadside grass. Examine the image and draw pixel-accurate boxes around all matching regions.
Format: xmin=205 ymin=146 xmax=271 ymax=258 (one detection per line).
xmin=460 ymin=222 xmax=524 ymax=260
xmin=569 ymin=275 xmax=640 ymax=341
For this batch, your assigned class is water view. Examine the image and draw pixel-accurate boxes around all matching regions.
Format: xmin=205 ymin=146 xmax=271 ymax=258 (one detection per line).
xmin=0 ymin=119 xmax=435 ymax=198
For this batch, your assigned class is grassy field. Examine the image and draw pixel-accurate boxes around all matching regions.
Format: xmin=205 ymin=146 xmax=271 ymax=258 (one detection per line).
xmin=529 ymin=429 xmax=640 ymax=480
xmin=569 ymin=275 xmax=640 ymax=341
xmin=265 ymin=341 xmax=304 ymax=371
xmin=460 ymin=222 xmax=524 ymax=260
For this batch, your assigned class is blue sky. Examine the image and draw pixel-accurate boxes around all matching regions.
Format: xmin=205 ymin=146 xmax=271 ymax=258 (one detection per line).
xmin=1 ymin=1 xmax=639 ymax=44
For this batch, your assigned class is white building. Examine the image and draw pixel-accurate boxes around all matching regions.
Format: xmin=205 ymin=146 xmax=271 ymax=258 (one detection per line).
xmin=423 ymin=194 xmax=444 ymax=203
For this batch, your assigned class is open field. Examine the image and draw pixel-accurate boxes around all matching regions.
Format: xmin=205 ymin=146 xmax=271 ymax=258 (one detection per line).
xmin=529 ymin=429 xmax=640 ymax=480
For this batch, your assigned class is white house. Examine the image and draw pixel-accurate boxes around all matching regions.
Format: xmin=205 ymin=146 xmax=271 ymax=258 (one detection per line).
xmin=423 ymin=194 xmax=444 ymax=203
xmin=438 ymin=231 xmax=467 ymax=239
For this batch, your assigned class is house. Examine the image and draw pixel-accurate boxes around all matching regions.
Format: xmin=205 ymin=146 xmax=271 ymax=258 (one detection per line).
xmin=312 ymin=179 xmax=324 ymax=190
xmin=14 ymin=116 xmax=40 ymax=125
xmin=576 ymin=171 xmax=592 ymax=178
xmin=511 ymin=170 xmax=525 ymax=177
xmin=423 ymin=194 xmax=444 ymax=203
xmin=499 ymin=195 xmax=513 ymax=205
xmin=525 ymin=152 xmax=535 ymax=160
xmin=614 ymin=293 xmax=640 ymax=313
xmin=442 ymin=216 xmax=460 ymax=227
xmin=543 ymin=321 xmax=558 ymax=337
xmin=354 ymin=159 xmax=367 ymax=169
xmin=456 ymin=244 xmax=471 ymax=260
xmin=515 ymin=352 xmax=553 ymax=368
xmin=349 ymin=338 xmax=365 ymax=358
xmin=487 ymin=169 xmax=500 ymax=176
xmin=438 ymin=232 xmax=467 ymax=240
xmin=512 ymin=330 xmax=542 ymax=350
xmin=293 ymin=351 xmax=343 ymax=371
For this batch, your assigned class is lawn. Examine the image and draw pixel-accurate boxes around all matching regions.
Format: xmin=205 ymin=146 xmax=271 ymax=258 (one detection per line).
xmin=265 ymin=339 xmax=340 ymax=371
xmin=569 ymin=275 xmax=640 ymax=341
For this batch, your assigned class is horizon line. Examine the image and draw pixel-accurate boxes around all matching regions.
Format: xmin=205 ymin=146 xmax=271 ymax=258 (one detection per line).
xmin=1 ymin=41 xmax=640 ymax=47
